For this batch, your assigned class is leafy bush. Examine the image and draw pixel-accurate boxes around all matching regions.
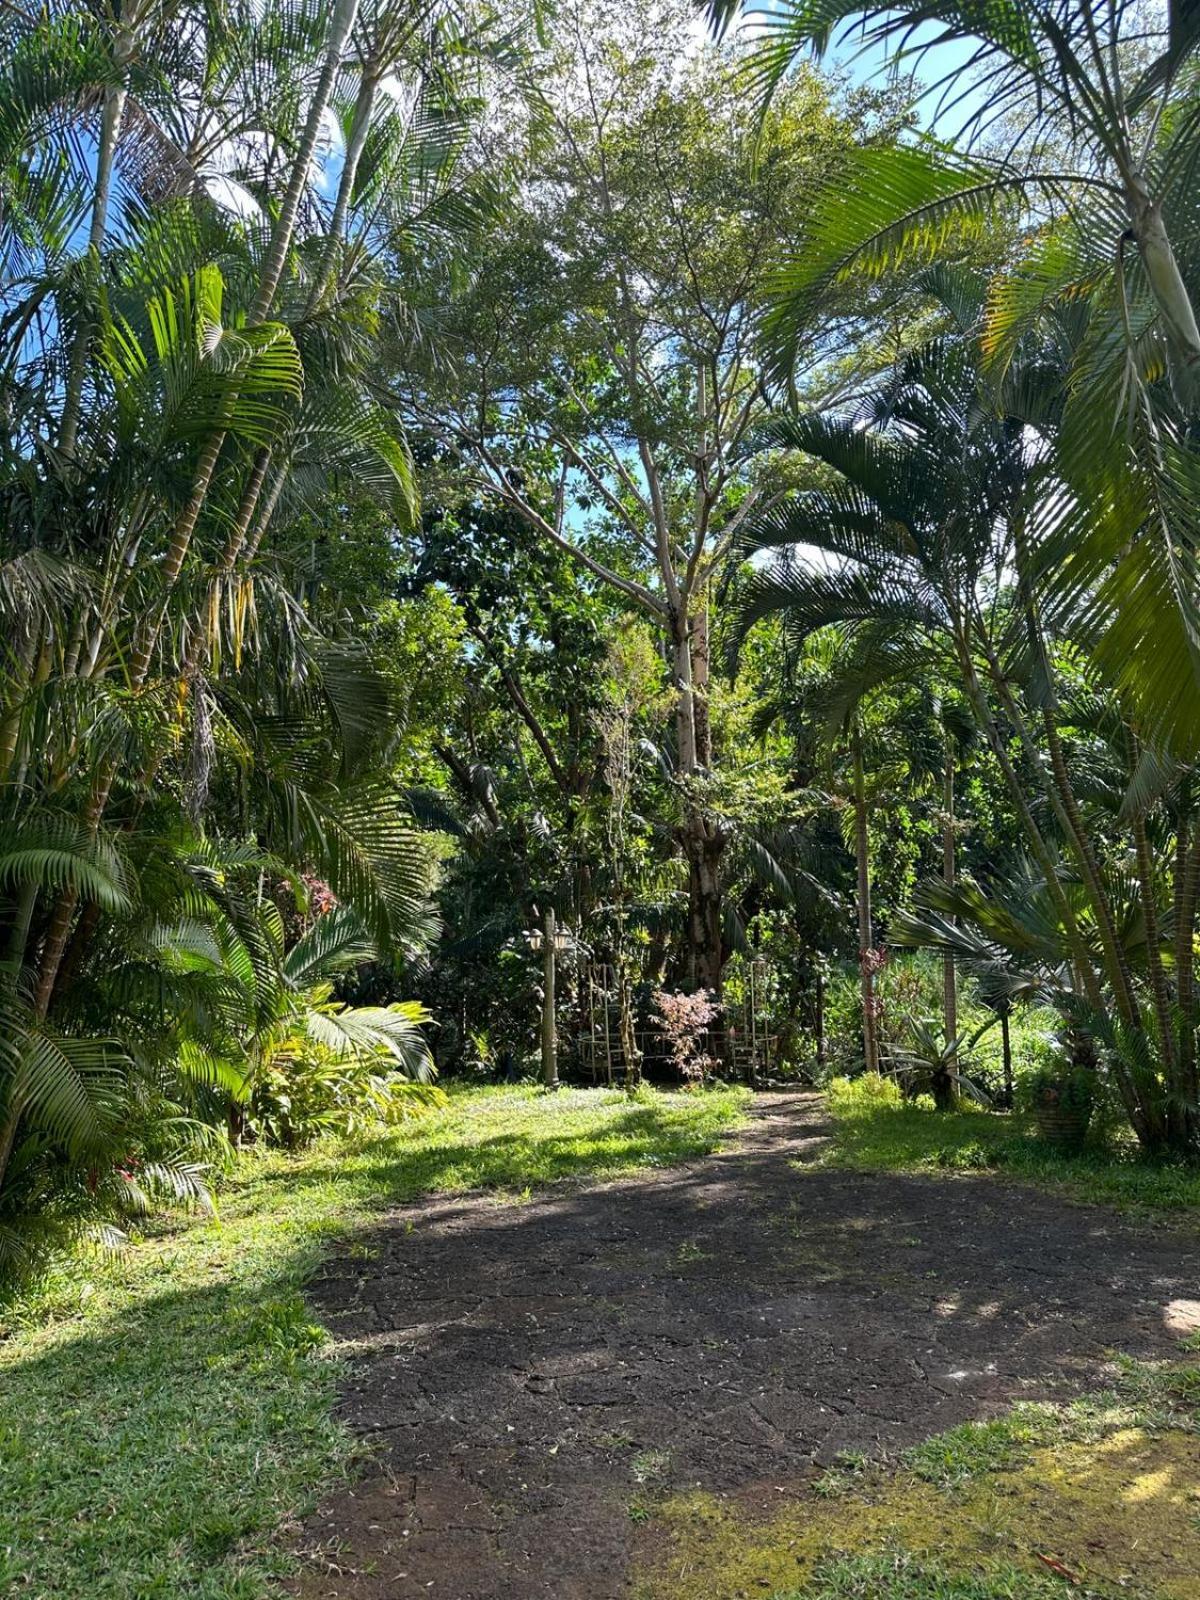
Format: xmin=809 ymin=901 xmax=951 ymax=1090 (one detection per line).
xmin=825 ymin=1075 xmax=1200 ymax=1211
xmin=653 ymin=988 xmax=720 ymax=1081
xmin=248 ymin=1019 xmax=446 ymax=1148
xmin=827 ymin=1073 xmax=903 ymax=1117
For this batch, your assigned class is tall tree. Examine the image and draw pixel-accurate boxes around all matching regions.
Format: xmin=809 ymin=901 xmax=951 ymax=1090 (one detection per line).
xmin=406 ymin=0 xmax=890 ymax=993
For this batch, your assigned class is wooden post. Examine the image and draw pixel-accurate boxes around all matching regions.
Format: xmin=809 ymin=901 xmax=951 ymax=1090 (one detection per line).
xmin=541 ymin=906 xmax=559 ymax=1090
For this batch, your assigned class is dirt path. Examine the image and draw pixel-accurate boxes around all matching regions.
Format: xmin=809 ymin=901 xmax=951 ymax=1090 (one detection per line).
xmin=289 ymin=1093 xmax=1199 ymax=1599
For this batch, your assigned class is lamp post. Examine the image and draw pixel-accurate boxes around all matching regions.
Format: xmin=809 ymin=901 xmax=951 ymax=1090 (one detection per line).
xmin=529 ymin=906 xmax=570 ymax=1090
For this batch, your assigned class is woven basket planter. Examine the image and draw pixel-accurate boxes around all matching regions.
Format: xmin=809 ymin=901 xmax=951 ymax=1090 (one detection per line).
xmin=1034 ymin=1088 xmax=1093 ymax=1150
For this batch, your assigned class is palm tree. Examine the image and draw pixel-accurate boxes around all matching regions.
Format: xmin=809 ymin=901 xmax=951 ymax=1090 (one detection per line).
xmin=708 ymin=0 xmax=1200 ymax=755
xmin=732 ymin=307 xmax=1199 ymax=1151
xmin=709 ymin=0 xmax=1200 ymax=367
xmin=0 ymin=0 xmax=507 ymax=1276
xmin=190 ymin=900 xmax=434 ymax=1147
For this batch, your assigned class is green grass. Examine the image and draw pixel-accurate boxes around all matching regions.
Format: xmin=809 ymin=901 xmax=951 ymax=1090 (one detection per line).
xmin=791 ymin=1360 xmax=1200 ymax=1598
xmin=824 ymin=1082 xmax=1200 ymax=1213
xmin=0 ymin=1082 xmax=748 ymax=1599
xmin=773 ymin=1553 xmax=1069 ymax=1599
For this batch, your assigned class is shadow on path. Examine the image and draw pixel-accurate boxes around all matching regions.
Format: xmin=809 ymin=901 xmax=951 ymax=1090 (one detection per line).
xmin=288 ymin=1093 xmax=1198 ymax=1600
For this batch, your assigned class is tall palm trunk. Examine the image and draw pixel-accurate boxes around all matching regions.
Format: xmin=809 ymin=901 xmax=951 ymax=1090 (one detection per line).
xmin=32 ymin=0 xmax=362 ymax=1017
xmin=1174 ymin=787 xmax=1200 ymax=1141
xmin=59 ymin=2 xmax=137 ymax=458
xmin=852 ymin=722 xmax=879 ymax=1075
xmin=312 ymin=65 xmax=381 ymax=311
xmin=929 ymin=733 xmax=958 ymax=1110
xmin=954 ymin=633 xmax=1153 ymax=1140
xmin=951 ymin=632 xmax=1098 ymax=994
xmin=999 ymin=1004 xmax=1013 ymax=1109
xmin=674 ymin=604 xmax=723 ymax=997
xmin=941 ymin=735 xmax=957 ymax=1068
xmin=1039 ymin=705 xmax=1141 ymax=1028
xmin=0 ymin=623 xmax=40 ymax=782
xmin=1001 ymin=535 xmax=1143 ymax=1031
xmin=960 ymin=612 xmax=1164 ymax=1145
xmin=1126 ymin=177 xmax=1200 ymax=369
xmin=1131 ymin=807 xmax=1176 ymax=1074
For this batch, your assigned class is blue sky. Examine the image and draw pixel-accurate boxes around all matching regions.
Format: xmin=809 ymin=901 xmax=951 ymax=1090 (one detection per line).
xmin=829 ymin=22 xmax=989 ymax=136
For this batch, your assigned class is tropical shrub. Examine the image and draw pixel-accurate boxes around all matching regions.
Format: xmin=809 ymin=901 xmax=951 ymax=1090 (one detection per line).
xmin=827 ymin=1072 xmax=903 ymax=1118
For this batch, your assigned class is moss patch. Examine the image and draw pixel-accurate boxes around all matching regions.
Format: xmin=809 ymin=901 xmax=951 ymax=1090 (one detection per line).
xmin=635 ymin=1385 xmax=1200 ymax=1600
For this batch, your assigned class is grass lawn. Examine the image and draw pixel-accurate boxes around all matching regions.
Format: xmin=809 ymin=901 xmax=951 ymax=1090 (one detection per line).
xmin=0 ymin=1082 xmax=749 ymax=1599
xmin=822 ymin=1076 xmax=1200 ymax=1214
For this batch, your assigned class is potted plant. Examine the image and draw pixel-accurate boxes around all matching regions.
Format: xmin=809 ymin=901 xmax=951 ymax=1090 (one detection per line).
xmin=1029 ymin=1062 xmax=1095 ymax=1149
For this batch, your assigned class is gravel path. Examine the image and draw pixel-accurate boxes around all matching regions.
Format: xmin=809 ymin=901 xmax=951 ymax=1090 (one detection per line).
xmin=288 ymin=1092 xmax=1199 ymax=1599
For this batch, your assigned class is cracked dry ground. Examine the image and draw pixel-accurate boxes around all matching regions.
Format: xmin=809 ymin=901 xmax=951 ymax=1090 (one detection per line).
xmin=288 ymin=1094 xmax=1200 ymax=1599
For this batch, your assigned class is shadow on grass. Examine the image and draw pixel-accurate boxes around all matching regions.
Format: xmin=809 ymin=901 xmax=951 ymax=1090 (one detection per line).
xmin=0 ymin=1248 xmax=349 ymax=1598
xmin=0 ymin=1085 xmax=748 ymax=1600
xmin=274 ymin=1104 xmax=743 ymax=1206
xmin=9 ymin=1086 xmax=1195 ymax=1599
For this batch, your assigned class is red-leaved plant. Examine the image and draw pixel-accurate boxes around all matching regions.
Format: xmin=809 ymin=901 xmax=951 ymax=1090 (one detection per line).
xmin=653 ymin=988 xmax=719 ymax=1082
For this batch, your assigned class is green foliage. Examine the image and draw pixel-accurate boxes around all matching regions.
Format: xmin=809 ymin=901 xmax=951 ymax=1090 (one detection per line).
xmin=0 ymin=0 xmax=500 ymax=1270
xmin=826 ymin=1072 xmax=903 ymax=1117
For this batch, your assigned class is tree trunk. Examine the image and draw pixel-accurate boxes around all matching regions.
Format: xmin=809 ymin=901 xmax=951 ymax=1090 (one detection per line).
xmin=0 ymin=1102 xmax=22 ymax=1204
xmin=1000 ymin=1006 xmax=1013 ymax=1109
xmin=540 ymin=906 xmax=559 ymax=1090
xmin=958 ymin=631 xmax=1151 ymax=1143
xmin=309 ymin=67 xmax=381 ymax=313
xmin=619 ymin=966 xmax=640 ymax=1092
xmin=942 ymin=737 xmax=958 ymax=1064
xmin=950 ymin=628 xmax=1113 ymax=1015
xmin=852 ymin=723 xmax=879 ymax=1075
xmin=675 ymin=605 xmax=724 ymax=1000
xmin=691 ymin=597 xmax=711 ymax=769
xmin=929 ymin=739 xmax=959 ymax=1111
xmin=59 ymin=7 xmax=135 ymax=457
xmin=1174 ymin=804 xmax=1200 ymax=1147
xmin=682 ymin=820 xmax=724 ymax=995
xmin=1128 ymin=177 xmax=1200 ymax=368
xmin=0 ymin=622 xmax=40 ymax=782
xmin=1131 ymin=807 xmax=1176 ymax=1074
xmin=673 ymin=607 xmax=699 ymax=776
